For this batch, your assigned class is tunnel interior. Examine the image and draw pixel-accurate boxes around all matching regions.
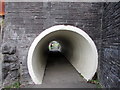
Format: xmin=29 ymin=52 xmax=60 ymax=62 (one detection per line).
xmin=43 ymin=51 xmax=85 ymax=85
xmin=27 ymin=25 xmax=98 ymax=84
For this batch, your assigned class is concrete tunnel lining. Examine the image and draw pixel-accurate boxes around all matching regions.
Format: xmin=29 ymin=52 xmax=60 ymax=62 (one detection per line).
xmin=27 ymin=25 xmax=98 ymax=84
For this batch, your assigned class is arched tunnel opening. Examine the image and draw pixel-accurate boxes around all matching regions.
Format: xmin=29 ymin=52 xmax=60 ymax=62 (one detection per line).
xmin=27 ymin=25 xmax=98 ymax=84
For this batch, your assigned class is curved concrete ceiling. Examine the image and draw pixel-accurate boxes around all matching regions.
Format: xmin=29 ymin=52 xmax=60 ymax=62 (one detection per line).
xmin=27 ymin=25 xmax=98 ymax=84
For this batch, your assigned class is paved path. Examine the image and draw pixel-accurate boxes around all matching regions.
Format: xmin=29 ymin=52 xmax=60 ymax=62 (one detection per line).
xmin=26 ymin=52 xmax=97 ymax=88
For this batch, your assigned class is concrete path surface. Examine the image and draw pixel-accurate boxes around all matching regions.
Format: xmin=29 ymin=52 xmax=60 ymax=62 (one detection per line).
xmin=26 ymin=52 xmax=97 ymax=88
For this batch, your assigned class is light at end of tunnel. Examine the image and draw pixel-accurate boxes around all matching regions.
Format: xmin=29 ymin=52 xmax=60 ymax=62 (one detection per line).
xmin=48 ymin=41 xmax=61 ymax=52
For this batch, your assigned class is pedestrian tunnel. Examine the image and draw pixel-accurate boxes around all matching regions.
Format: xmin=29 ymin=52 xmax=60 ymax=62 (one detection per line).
xmin=27 ymin=25 xmax=98 ymax=84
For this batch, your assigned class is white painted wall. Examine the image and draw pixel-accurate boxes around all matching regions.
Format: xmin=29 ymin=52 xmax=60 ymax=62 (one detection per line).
xmin=27 ymin=25 xmax=98 ymax=84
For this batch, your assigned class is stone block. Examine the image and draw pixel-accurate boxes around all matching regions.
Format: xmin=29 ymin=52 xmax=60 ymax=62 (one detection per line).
xmin=2 ymin=43 xmax=16 ymax=55
xmin=3 ymin=54 xmax=18 ymax=62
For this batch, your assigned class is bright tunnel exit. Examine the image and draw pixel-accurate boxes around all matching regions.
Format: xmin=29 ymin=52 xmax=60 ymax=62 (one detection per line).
xmin=48 ymin=41 xmax=61 ymax=52
xmin=27 ymin=25 xmax=98 ymax=84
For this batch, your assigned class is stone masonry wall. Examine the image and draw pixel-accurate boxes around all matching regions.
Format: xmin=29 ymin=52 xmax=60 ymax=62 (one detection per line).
xmin=98 ymin=2 xmax=120 ymax=88
xmin=1 ymin=2 xmax=102 ymax=87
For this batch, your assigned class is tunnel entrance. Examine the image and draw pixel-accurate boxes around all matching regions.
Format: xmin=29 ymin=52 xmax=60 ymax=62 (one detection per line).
xmin=27 ymin=25 xmax=98 ymax=84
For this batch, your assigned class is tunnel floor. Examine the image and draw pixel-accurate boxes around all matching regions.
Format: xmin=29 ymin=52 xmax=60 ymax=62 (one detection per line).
xmin=26 ymin=52 xmax=97 ymax=88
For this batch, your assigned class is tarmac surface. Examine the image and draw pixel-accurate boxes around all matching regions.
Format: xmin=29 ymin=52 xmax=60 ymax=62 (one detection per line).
xmin=25 ymin=52 xmax=97 ymax=88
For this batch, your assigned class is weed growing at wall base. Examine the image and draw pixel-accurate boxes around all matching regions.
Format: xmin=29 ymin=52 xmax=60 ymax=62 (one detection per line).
xmin=4 ymin=82 xmax=20 ymax=88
